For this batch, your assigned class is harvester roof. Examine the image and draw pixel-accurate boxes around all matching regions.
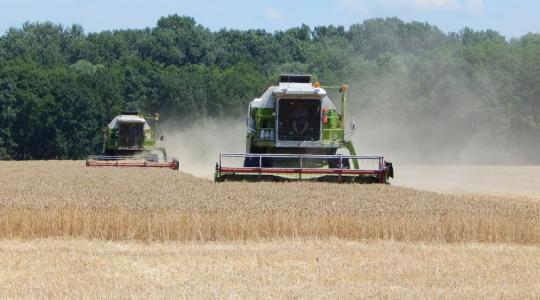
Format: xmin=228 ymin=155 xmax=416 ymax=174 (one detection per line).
xmin=107 ymin=114 xmax=150 ymax=129
xmin=250 ymin=85 xmax=335 ymax=110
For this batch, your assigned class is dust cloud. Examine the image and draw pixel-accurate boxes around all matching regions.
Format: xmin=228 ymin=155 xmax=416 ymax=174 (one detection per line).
xmin=160 ymin=118 xmax=245 ymax=178
xmin=330 ymin=57 xmax=540 ymax=192
xmin=337 ymin=57 xmax=537 ymax=166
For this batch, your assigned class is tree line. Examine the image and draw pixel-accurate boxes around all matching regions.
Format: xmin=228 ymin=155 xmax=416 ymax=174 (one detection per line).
xmin=0 ymin=15 xmax=539 ymax=161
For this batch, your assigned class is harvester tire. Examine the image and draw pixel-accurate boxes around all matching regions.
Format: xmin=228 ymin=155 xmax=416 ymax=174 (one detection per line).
xmin=385 ymin=162 xmax=394 ymax=178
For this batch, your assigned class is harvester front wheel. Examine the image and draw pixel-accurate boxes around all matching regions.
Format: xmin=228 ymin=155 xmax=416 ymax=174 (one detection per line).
xmin=385 ymin=162 xmax=394 ymax=178
xmin=172 ymin=159 xmax=180 ymax=171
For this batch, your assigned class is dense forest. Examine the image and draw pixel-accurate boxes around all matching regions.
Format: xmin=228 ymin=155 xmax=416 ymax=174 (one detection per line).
xmin=0 ymin=15 xmax=539 ymax=162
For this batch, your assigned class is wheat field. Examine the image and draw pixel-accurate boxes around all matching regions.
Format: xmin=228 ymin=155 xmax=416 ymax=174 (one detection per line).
xmin=1 ymin=161 xmax=540 ymax=298
xmin=1 ymin=161 xmax=539 ymax=243
xmin=1 ymin=239 xmax=539 ymax=299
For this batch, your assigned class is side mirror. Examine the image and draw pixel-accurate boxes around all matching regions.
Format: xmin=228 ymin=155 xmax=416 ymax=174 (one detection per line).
xmin=160 ymin=136 xmax=164 ymax=141
xmin=351 ymin=121 xmax=357 ymax=131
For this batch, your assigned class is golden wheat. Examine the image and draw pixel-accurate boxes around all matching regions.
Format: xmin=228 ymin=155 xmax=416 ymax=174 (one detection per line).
xmin=1 ymin=239 xmax=539 ymax=299
xmin=0 ymin=161 xmax=539 ymax=243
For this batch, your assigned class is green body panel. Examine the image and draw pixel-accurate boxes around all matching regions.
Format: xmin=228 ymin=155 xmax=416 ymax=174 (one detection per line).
xmin=320 ymin=108 xmax=345 ymax=145
xmin=102 ymin=128 xmax=120 ymax=152
xmin=322 ymin=129 xmax=344 ymax=143
xmin=248 ymin=107 xmax=276 ymax=150
xmin=322 ymin=109 xmax=339 ymax=129
xmin=255 ymin=108 xmax=275 ymax=126
xmin=344 ymin=140 xmax=359 ymax=169
xmin=143 ymin=129 xmax=156 ymax=147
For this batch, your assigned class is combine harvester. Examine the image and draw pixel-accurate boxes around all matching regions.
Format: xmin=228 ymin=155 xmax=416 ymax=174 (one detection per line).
xmin=86 ymin=111 xmax=179 ymax=170
xmin=215 ymin=74 xmax=393 ymax=183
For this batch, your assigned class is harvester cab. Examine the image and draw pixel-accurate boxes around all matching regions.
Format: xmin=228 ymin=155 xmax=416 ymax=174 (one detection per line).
xmin=215 ymin=74 xmax=394 ymax=183
xmin=86 ymin=111 xmax=179 ymax=170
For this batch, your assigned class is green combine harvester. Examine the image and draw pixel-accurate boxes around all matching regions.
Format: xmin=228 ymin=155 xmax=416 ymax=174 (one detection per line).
xmin=86 ymin=111 xmax=179 ymax=170
xmin=215 ymin=74 xmax=393 ymax=183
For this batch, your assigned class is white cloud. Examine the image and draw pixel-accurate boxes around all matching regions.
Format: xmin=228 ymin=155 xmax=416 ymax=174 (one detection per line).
xmin=263 ymin=7 xmax=284 ymax=20
xmin=337 ymin=0 xmax=369 ymax=15
xmin=464 ymin=0 xmax=484 ymax=15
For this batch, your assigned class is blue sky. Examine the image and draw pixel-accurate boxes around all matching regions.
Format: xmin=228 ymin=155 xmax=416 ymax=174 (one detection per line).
xmin=0 ymin=0 xmax=539 ymax=38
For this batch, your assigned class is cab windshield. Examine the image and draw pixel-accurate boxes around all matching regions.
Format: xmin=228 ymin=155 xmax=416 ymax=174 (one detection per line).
xmin=277 ymin=99 xmax=321 ymax=141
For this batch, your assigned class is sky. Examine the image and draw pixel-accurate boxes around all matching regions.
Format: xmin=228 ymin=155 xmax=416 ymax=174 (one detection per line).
xmin=0 ymin=0 xmax=539 ymax=38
